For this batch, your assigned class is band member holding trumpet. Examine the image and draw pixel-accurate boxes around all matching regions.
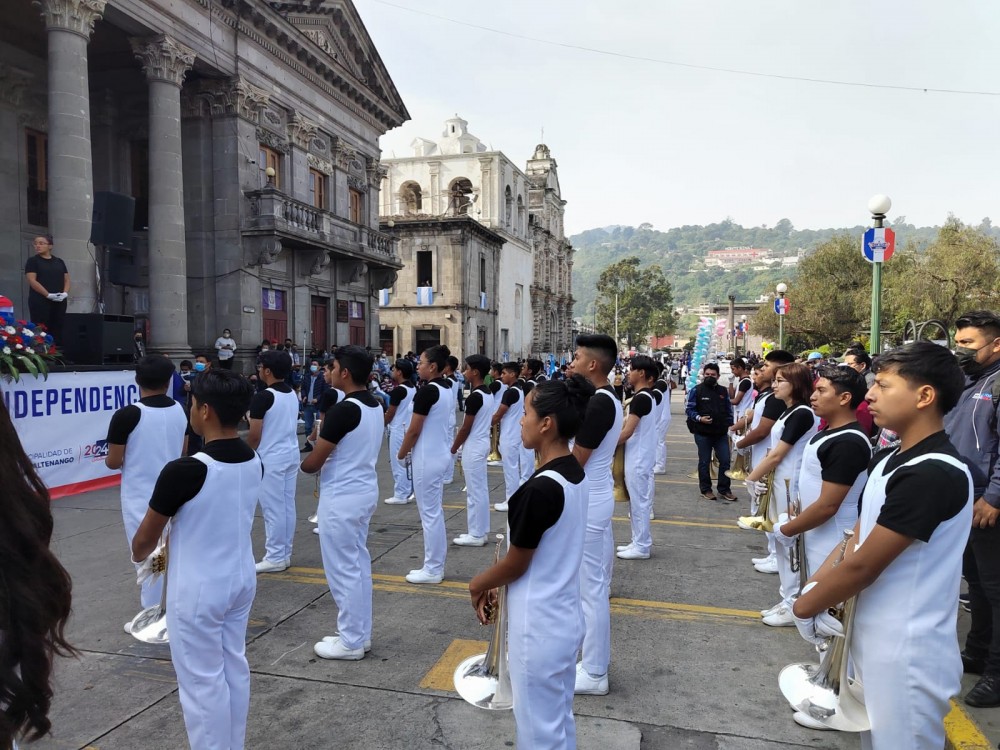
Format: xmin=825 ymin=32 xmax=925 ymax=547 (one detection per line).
xmin=469 ymin=375 xmax=593 ymax=749
xmin=493 ymin=362 xmax=526 ymax=512
xmin=570 ymin=333 xmax=623 ymax=695
xmin=618 ymin=355 xmax=663 ymax=559
xmin=792 ymin=342 xmax=973 ymax=750
xmin=744 ymin=363 xmax=819 ymax=626
xmin=451 ymin=355 xmax=494 ymax=547
xmin=383 ymin=358 xmax=416 ymax=505
xmin=131 ymin=369 xmax=261 ymax=750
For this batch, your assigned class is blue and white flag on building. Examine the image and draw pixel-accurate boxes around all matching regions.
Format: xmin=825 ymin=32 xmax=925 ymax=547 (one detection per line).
xmin=379 ymin=289 xmax=390 ymax=307
xmin=416 ymin=286 xmax=434 ymax=306
xmin=479 ymin=291 xmax=487 ymax=309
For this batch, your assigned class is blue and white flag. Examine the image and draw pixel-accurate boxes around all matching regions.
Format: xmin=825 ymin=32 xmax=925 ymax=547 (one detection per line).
xmin=379 ymin=289 xmax=390 ymax=307
xmin=416 ymin=286 xmax=434 ymax=305
xmin=479 ymin=291 xmax=487 ymax=309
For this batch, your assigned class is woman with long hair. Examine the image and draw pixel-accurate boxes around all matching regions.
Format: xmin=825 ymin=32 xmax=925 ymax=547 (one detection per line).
xmin=0 ymin=398 xmax=76 ymax=749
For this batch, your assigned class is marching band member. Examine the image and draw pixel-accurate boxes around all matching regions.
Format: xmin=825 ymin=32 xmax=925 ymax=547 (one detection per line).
xmin=652 ymin=361 xmax=672 ymax=475
xmin=487 ymin=361 xmax=507 ymax=467
xmin=383 ymin=358 xmax=416 ymax=505
xmin=570 ymin=334 xmax=623 ymax=696
xmin=617 ymin=355 xmax=660 ymax=560
xmin=745 ymin=363 xmax=819 ymax=626
xmin=492 ymin=362 xmax=525 ymax=512
xmin=728 ymin=357 xmax=755 ymax=433
xmin=247 ymin=350 xmax=300 ymax=573
xmin=307 ymin=361 xmax=345 ymax=533
xmin=131 ymin=369 xmax=262 ymax=750
xmin=301 ymin=346 xmax=383 ymax=660
xmin=793 ymin=342 xmax=972 ymax=750
xmin=397 ymin=345 xmax=453 ymax=584
xmin=105 ymin=355 xmax=187 ymax=622
xmin=518 ymin=359 xmax=544 ymax=485
xmin=469 ymin=375 xmax=593 ymax=749
xmin=451 ymin=355 xmax=493 ymax=547
xmin=442 ymin=356 xmax=460 ymax=486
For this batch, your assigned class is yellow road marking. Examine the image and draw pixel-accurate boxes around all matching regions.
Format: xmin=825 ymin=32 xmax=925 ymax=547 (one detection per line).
xmin=446 ymin=504 xmax=736 ymax=530
xmin=419 ymin=638 xmax=487 ymax=691
xmin=945 ymin=700 xmax=992 ymax=750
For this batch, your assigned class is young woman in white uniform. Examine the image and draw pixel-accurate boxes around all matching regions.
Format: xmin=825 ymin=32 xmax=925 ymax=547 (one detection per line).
xmin=570 ymin=334 xmax=623 ymax=696
xmin=793 ymin=342 xmax=973 ymax=750
xmin=469 ymin=375 xmax=593 ymax=750
xmin=652 ymin=363 xmax=672 ymax=474
xmin=398 ymin=345 xmax=453 ymax=584
xmin=132 ymin=369 xmax=262 ymax=750
xmin=617 ymin=356 xmax=659 ymax=560
xmin=247 ymin=350 xmax=300 ymax=573
xmin=301 ymin=346 xmax=384 ymax=660
xmin=487 ymin=362 xmax=508 ymax=467
xmin=105 ymin=355 xmax=187 ymax=616
xmin=745 ymin=363 xmax=819 ymax=625
xmin=443 ymin=357 xmax=460 ymax=485
xmin=518 ymin=359 xmax=543 ymax=485
xmin=450 ymin=355 xmax=493 ymax=546
xmin=383 ymin=358 xmax=416 ymax=505
xmin=493 ymin=362 xmax=525 ymax=512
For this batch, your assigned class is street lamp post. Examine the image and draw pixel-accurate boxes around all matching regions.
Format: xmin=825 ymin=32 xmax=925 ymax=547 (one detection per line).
xmin=867 ymin=194 xmax=892 ymax=355
xmin=740 ymin=314 xmax=747 ymax=356
xmin=776 ymin=282 xmax=788 ymax=349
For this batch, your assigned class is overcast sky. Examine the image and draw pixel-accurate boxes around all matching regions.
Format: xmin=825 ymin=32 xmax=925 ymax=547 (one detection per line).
xmin=358 ymin=0 xmax=1000 ymax=236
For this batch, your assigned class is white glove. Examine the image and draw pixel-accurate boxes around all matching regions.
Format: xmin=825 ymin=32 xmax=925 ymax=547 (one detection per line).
xmin=794 ymin=609 xmax=844 ymax=646
xmin=772 ymin=513 xmax=796 ymax=548
xmin=46 ymin=293 xmax=60 ymax=301
xmin=54 ymin=292 xmax=68 ymax=302
xmin=745 ymin=478 xmax=767 ymax=497
xmin=131 ymin=537 xmax=168 ymax=586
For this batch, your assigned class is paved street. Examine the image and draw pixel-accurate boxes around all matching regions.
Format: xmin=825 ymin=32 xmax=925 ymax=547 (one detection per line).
xmin=37 ymin=397 xmax=997 ymax=749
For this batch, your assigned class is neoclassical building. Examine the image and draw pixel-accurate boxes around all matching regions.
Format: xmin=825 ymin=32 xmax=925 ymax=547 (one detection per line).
xmin=379 ymin=116 xmax=574 ymax=360
xmin=0 ymin=0 xmax=407 ymax=366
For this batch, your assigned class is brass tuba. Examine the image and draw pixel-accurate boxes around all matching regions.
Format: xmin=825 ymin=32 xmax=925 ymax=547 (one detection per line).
xmin=454 ymin=535 xmax=514 ymax=710
xmin=613 ymin=396 xmax=632 ymax=502
xmin=487 ymin=423 xmax=503 ymax=464
xmin=778 ymin=530 xmax=869 ymax=732
xmin=736 ymin=453 xmax=775 ymax=531
xmin=129 ymin=535 xmax=169 ymax=644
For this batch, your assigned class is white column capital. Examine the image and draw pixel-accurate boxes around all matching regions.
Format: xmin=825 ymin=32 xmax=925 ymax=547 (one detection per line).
xmin=34 ymin=0 xmax=106 ymax=38
xmin=130 ymin=34 xmax=195 ymax=87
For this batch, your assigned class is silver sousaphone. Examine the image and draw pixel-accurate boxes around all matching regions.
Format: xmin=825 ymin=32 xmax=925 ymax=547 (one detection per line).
xmin=129 ymin=537 xmax=169 ymax=645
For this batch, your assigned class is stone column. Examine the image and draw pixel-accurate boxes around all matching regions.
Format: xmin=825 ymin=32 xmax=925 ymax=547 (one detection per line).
xmin=131 ymin=35 xmax=195 ymax=355
xmin=35 ymin=0 xmax=107 ymax=314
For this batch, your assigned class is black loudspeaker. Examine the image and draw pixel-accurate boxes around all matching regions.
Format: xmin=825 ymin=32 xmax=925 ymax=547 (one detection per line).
xmin=90 ymin=191 xmax=135 ymax=249
xmin=108 ymin=242 xmax=141 ymax=287
xmin=61 ymin=313 xmax=135 ymax=365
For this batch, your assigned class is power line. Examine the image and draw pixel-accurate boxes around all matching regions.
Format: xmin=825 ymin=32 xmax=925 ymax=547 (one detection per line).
xmin=369 ymin=0 xmax=1000 ymax=97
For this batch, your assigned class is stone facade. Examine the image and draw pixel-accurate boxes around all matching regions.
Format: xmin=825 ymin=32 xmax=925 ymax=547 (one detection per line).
xmin=0 ymin=0 xmax=407 ymax=366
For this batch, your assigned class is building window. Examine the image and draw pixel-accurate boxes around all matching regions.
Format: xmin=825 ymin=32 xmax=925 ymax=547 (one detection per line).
xmin=479 ymin=255 xmax=486 ymax=294
xmin=505 ymin=185 xmax=513 ymax=225
xmin=259 ymin=145 xmax=281 ymax=189
xmin=130 ymin=140 xmax=149 ymax=230
xmin=349 ymin=188 xmax=363 ymax=224
xmin=448 ymin=178 xmax=473 ymax=216
xmin=25 ymin=129 xmax=47 ymax=226
xmin=399 ymin=181 xmax=422 ymax=214
xmin=416 ymin=250 xmax=433 ymax=288
xmin=309 ymin=168 xmax=327 ymax=209
xmin=517 ymin=195 xmax=525 ymax=234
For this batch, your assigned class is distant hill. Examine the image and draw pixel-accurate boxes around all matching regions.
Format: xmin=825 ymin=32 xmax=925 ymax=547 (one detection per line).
xmin=567 ymin=218 xmax=986 ymax=321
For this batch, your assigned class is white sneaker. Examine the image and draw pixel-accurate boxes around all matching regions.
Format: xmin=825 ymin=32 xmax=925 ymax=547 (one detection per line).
xmin=313 ymin=636 xmax=364 ymax=661
xmin=617 ymin=546 xmax=650 ymax=560
xmin=754 ymin=557 xmax=779 ymax=574
xmin=751 ymin=553 xmax=774 ymax=565
xmin=761 ymin=606 xmax=795 ymax=627
xmin=312 ymin=527 xmax=320 ymax=535
xmin=383 ymin=496 xmax=411 ymax=505
xmin=255 ymin=558 xmax=289 ymax=574
xmin=405 ymin=568 xmax=443 ymax=584
xmin=407 ymin=493 xmax=416 ymax=501
xmin=792 ymin=710 xmax=833 ymax=730
xmin=308 ymin=513 xmax=318 ymax=523
xmin=323 ymin=634 xmax=371 ymax=653
xmin=650 ymin=509 xmax=655 ymax=520
xmin=487 ymin=460 xmax=503 ymax=467
xmin=574 ymin=663 xmax=609 ymax=695
xmin=616 ymin=543 xmax=634 ymax=552
xmin=453 ymin=533 xmax=487 ymax=547
xmin=760 ymin=601 xmax=783 ymax=617
xmin=494 ymin=502 xmax=509 ymax=512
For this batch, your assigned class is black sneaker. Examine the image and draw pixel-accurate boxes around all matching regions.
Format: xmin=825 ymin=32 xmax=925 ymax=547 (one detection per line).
xmin=965 ymin=675 xmax=1000 ymax=707
xmin=963 ymin=650 xmax=986 ymax=675
xmin=301 ymin=443 xmax=313 ymax=452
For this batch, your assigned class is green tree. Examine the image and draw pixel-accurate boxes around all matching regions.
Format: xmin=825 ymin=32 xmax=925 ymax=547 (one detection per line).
xmin=595 ymin=257 xmax=676 ymax=348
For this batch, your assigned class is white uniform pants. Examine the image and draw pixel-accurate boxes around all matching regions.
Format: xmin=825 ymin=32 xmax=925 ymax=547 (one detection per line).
xmin=777 ymin=543 xmax=797 ymax=606
xmin=520 ymin=443 xmax=535 ymax=485
xmin=318 ymin=491 xmax=376 ymax=650
xmin=463 ymin=445 xmax=490 ymax=538
xmin=500 ymin=438 xmax=522 ymax=500
xmin=168 ymin=581 xmax=254 ymax=750
xmin=653 ymin=408 xmax=671 ymax=473
xmin=580 ymin=490 xmax=614 ymax=676
xmin=258 ymin=455 xmax=299 ymax=564
xmin=123 ymin=494 xmax=163 ymax=608
xmin=625 ymin=460 xmax=653 ymax=554
xmin=413 ymin=454 xmax=448 ymax=576
xmin=509 ymin=631 xmax=578 ymax=750
xmin=388 ymin=425 xmax=412 ymax=500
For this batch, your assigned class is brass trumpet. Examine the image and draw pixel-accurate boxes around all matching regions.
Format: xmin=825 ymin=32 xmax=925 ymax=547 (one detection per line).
xmin=737 ymin=452 xmax=775 ymax=531
xmin=129 ymin=537 xmax=169 ymax=645
xmin=725 ymin=421 xmax=750 ymax=481
xmin=487 ymin=423 xmax=503 ymax=465
xmin=614 ymin=395 xmax=632 ymax=502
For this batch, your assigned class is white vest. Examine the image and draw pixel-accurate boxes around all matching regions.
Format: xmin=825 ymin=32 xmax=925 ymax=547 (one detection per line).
xmin=414 ymin=381 xmax=452 ymax=466
xmin=586 ymin=387 xmax=623 ymax=500
xmin=465 ymin=386 xmax=492 ymax=456
xmin=492 ymin=381 xmax=508 ymax=413
xmin=748 ymin=390 xmax=774 ymax=469
xmin=768 ymin=404 xmax=819 ymax=508
xmin=320 ymin=394 xmax=384 ymax=499
xmin=121 ymin=401 xmax=188 ymax=529
xmin=499 ymin=386 xmax=524 ymax=449
xmin=389 ymin=384 xmax=415 ymax=432
xmin=625 ymin=389 xmax=657 ymax=471
xmin=733 ymin=376 xmax=755 ymax=422
xmin=257 ymin=386 xmax=299 ymax=460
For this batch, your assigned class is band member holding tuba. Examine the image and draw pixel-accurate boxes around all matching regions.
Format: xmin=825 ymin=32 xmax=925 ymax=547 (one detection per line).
xmin=793 ymin=342 xmax=974 ymax=750
xmin=618 ymin=356 xmax=663 ymax=560
xmin=570 ymin=334 xmax=623 ymax=696
xmin=383 ymin=358 xmax=416 ymax=505
xmin=131 ymin=369 xmax=261 ymax=750
xmin=492 ymin=362 xmax=526 ymax=512
xmin=469 ymin=375 xmax=593 ymax=749
xmin=450 ymin=355 xmax=494 ymax=547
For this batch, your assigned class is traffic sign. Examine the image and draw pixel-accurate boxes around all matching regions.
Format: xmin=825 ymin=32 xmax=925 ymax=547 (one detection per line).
xmin=863 ymin=227 xmax=896 ymax=263
xmin=774 ymin=298 xmax=790 ymax=315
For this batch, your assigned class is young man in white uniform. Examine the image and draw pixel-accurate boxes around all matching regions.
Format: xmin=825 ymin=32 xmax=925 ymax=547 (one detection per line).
xmin=131 ymin=369 xmax=262 ymax=750
xmin=442 ymin=356 xmax=460 ymax=485
xmin=301 ymin=346 xmax=384 ymax=660
xmin=450 ymin=355 xmax=493 ymax=546
xmin=383 ymin=358 xmax=416 ymax=505
xmin=793 ymin=342 xmax=973 ymax=750
xmin=518 ymin=359 xmax=543 ymax=485
xmin=571 ymin=334 xmax=623 ymax=696
xmin=105 ymin=355 xmax=187 ymax=622
xmin=492 ymin=362 xmax=525 ymax=512
xmin=487 ymin=362 xmax=506 ymax=467
xmin=652 ymin=362 xmax=672 ymax=475
xmin=617 ymin=355 xmax=660 ymax=560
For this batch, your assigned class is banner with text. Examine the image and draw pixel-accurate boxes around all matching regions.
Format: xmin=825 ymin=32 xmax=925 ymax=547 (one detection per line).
xmin=1 ymin=370 xmax=139 ymax=498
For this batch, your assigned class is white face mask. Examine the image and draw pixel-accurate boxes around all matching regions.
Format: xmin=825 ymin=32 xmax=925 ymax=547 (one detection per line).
xmin=310 ymin=365 xmax=319 ymax=373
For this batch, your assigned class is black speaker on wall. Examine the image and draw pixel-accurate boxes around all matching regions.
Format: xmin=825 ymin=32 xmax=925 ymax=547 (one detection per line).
xmin=90 ymin=191 xmax=135 ymax=249
xmin=61 ymin=313 xmax=135 ymax=365
xmin=108 ymin=239 xmax=142 ymax=287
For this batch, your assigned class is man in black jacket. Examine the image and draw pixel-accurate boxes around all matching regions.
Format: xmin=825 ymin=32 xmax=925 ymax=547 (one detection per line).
xmin=300 ymin=359 xmax=329 ymax=452
xmin=686 ymin=362 xmax=735 ymax=501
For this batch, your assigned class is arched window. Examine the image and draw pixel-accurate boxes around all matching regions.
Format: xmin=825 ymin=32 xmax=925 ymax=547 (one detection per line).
xmin=449 ymin=178 xmax=473 ymax=215
xmin=399 ymin=181 xmax=422 ymax=214
xmin=517 ymin=195 xmax=525 ymax=234
xmin=505 ymin=185 xmax=513 ymax=225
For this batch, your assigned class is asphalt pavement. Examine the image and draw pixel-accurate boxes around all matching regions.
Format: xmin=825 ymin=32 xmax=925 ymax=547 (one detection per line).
xmin=34 ymin=395 xmax=999 ymax=749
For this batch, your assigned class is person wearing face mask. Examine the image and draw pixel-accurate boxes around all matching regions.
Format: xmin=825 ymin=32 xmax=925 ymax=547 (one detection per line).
xmin=184 ymin=356 xmax=212 ymax=456
xmin=944 ymin=311 xmax=1000 ymax=707
xmin=685 ymin=362 xmax=735 ymax=502
xmin=300 ymin=360 xmax=328 ymax=452
xmin=215 ymin=329 xmax=237 ymax=370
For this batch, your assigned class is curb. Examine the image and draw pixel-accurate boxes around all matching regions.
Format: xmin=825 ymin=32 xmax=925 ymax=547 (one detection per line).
xmin=946 ymin=701 xmax=993 ymax=750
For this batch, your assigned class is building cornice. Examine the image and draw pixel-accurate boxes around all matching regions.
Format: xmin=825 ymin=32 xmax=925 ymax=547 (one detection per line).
xmin=380 ymin=215 xmax=505 ymax=247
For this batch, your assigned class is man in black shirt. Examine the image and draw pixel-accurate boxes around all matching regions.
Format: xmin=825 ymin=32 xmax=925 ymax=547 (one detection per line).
xmin=23 ymin=235 xmax=69 ymax=343
xmin=685 ymin=362 xmax=734 ymax=501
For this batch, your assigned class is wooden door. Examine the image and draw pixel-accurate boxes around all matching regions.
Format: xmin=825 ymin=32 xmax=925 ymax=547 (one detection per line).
xmin=348 ymin=300 xmax=365 ymax=346
xmin=310 ymin=296 xmax=329 ymax=351
xmin=261 ymin=288 xmax=287 ymax=345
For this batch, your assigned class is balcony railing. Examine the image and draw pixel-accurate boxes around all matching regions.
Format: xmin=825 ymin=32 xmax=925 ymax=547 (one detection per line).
xmin=245 ymin=187 xmax=398 ymax=263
